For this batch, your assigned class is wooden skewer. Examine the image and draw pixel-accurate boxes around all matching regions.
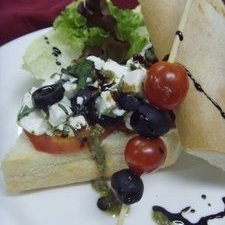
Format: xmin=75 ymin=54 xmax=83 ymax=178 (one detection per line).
xmin=116 ymin=204 xmax=129 ymax=225
xmin=168 ymin=0 xmax=193 ymax=63
xmin=115 ymin=1 xmax=193 ymax=225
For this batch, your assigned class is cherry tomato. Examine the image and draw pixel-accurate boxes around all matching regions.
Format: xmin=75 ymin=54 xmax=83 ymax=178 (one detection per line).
xmin=111 ymin=0 xmax=139 ymax=9
xmin=125 ymin=135 xmax=167 ymax=175
xmin=24 ymin=130 xmax=89 ymax=154
xmin=144 ymin=61 xmax=189 ymax=110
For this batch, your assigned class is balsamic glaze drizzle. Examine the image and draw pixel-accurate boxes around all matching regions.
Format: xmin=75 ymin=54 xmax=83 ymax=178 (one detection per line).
xmin=176 ymin=30 xmax=184 ymax=41
xmin=187 ymin=71 xmax=225 ymax=120
xmin=153 ymin=197 xmax=225 ymax=225
xmin=44 ymin=36 xmax=62 ymax=66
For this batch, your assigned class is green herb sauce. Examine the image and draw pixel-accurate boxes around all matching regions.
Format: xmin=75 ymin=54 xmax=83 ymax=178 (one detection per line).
xmin=89 ymin=125 xmax=122 ymax=216
xmin=152 ymin=211 xmax=173 ymax=225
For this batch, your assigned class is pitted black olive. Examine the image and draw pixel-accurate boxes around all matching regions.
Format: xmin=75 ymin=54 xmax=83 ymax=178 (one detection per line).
xmin=86 ymin=97 xmax=122 ymax=128
xmin=130 ymin=104 xmax=173 ymax=138
xmin=116 ymin=94 xmax=144 ymax=111
xmin=111 ymin=169 xmax=144 ymax=205
xmin=32 ymin=83 xmax=65 ymax=109
xmin=71 ymin=86 xmax=99 ymax=115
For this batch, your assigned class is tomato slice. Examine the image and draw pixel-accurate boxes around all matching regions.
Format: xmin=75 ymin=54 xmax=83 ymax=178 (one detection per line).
xmin=24 ymin=130 xmax=88 ymax=154
xmin=24 ymin=122 xmax=131 ymax=154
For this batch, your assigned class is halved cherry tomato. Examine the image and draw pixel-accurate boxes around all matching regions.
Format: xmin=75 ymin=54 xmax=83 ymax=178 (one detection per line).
xmin=125 ymin=135 xmax=167 ymax=175
xmin=144 ymin=61 xmax=189 ymax=110
xmin=24 ymin=130 xmax=89 ymax=154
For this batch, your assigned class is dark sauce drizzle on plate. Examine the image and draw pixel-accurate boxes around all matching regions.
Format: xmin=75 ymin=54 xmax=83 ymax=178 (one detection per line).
xmin=176 ymin=30 xmax=184 ymax=41
xmin=187 ymin=71 xmax=225 ymax=119
xmin=44 ymin=36 xmax=62 ymax=66
xmin=153 ymin=197 xmax=225 ymax=225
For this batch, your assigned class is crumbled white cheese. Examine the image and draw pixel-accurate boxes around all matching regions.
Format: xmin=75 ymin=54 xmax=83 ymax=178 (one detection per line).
xmin=86 ymin=77 xmax=92 ymax=83
xmin=77 ymin=96 xmax=84 ymax=105
xmin=122 ymin=69 xmax=147 ymax=93
xmin=96 ymin=91 xmax=116 ymax=115
xmin=63 ymin=81 xmax=77 ymax=99
xmin=69 ymin=115 xmax=88 ymax=131
xmin=126 ymin=58 xmax=141 ymax=69
xmin=61 ymin=74 xmax=77 ymax=83
xmin=20 ymin=111 xmax=50 ymax=135
xmin=91 ymin=81 xmax=99 ymax=88
xmin=42 ymin=73 xmax=61 ymax=86
xmin=87 ymin=55 xmax=105 ymax=70
xmin=103 ymin=59 xmax=129 ymax=83
xmin=124 ymin=112 xmax=133 ymax=131
xmin=21 ymin=87 xmax=37 ymax=108
xmin=141 ymin=43 xmax=152 ymax=55
xmin=48 ymin=97 xmax=72 ymax=127
xmin=113 ymin=108 xmax=126 ymax=117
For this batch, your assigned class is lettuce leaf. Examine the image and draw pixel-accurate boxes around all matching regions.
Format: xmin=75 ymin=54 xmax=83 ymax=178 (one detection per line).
xmin=108 ymin=4 xmax=149 ymax=58
xmin=53 ymin=1 xmax=109 ymax=50
xmin=53 ymin=1 xmax=149 ymax=58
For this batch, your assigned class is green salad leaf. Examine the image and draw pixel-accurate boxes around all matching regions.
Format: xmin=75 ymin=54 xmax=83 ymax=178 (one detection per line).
xmin=54 ymin=1 xmax=109 ymax=50
xmin=53 ymin=1 xmax=149 ymax=58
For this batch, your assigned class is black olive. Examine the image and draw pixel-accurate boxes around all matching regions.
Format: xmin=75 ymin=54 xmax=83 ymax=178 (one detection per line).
xmin=116 ymin=94 xmax=144 ymax=111
xmin=130 ymin=104 xmax=173 ymax=138
xmin=71 ymin=86 xmax=99 ymax=115
xmin=86 ymin=97 xmax=122 ymax=128
xmin=111 ymin=169 xmax=144 ymax=205
xmin=32 ymin=83 xmax=65 ymax=109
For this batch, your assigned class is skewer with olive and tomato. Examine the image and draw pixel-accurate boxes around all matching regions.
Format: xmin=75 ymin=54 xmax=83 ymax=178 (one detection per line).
xmin=110 ymin=61 xmax=189 ymax=206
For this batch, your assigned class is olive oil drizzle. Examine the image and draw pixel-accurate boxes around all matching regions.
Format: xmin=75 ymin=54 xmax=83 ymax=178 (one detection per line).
xmin=152 ymin=197 xmax=225 ymax=225
xmin=187 ymin=71 xmax=225 ymax=119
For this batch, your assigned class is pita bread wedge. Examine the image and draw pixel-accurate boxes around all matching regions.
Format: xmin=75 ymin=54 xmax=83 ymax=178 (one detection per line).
xmin=139 ymin=0 xmax=225 ymax=170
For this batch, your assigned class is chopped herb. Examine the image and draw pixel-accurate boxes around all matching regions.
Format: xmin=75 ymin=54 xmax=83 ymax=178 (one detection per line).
xmin=43 ymin=108 xmax=50 ymax=120
xmin=130 ymin=63 xmax=138 ymax=71
xmin=17 ymin=105 xmax=35 ymax=121
xmin=58 ymin=103 xmax=70 ymax=115
xmin=116 ymin=75 xmax=124 ymax=94
xmin=100 ymin=70 xmax=115 ymax=82
xmin=61 ymin=59 xmax=95 ymax=91
xmin=62 ymin=123 xmax=70 ymax=136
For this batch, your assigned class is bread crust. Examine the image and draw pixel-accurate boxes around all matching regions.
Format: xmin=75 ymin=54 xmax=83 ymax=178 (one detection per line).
xmin=2 ymin=129 xmax=181 ymax=193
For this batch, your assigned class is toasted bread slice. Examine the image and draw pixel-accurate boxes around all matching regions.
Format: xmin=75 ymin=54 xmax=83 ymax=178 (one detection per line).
xmin=2 ymin=129 xmax=181 ymax=193
xmin=139 ymin=0 xmax=225 ymax=171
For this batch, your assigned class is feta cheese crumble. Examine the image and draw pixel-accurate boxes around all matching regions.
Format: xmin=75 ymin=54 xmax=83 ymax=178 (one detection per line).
xmin=48 ymin=97 xmax=72 ymax=127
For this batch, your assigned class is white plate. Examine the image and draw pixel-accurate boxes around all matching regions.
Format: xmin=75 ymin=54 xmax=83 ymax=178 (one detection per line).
xmin=0 ymin=29 xmax=225 ymax=225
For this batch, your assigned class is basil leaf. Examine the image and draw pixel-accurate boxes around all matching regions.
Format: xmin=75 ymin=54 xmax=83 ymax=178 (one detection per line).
xmin=62 ymin=59 xmax=95 ymax=91
xmin=17 ymin=105 xmax=35 ymax=121
xmin=58 ymin=103 xmax=70 ymax=115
